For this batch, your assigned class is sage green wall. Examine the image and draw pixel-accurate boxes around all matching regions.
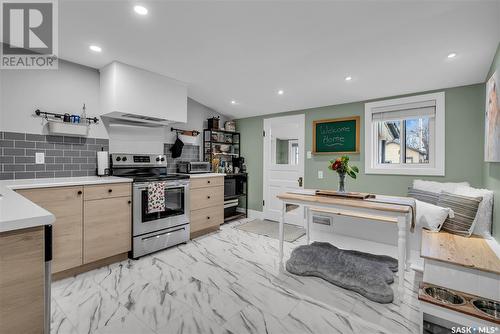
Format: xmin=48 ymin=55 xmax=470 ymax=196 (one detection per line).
xmin=484 ymin=43 xmax=500 ymax=240
xmin=237 ymin=84 xmax=485 ymax=216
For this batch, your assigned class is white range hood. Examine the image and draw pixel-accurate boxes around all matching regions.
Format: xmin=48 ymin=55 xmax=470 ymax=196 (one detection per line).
xmin=100 ymin=61 xmax=187 ymax=127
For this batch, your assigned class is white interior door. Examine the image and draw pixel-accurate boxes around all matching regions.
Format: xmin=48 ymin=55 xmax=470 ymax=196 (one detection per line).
xmin=263 ymin=114 xmax=305 ymax=226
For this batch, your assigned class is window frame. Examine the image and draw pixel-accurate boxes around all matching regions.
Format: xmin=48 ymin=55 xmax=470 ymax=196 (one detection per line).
xmin=364 ymin=92 xmax=445 ymax=176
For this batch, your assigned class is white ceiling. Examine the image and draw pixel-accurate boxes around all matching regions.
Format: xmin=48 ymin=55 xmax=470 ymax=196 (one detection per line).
xmin=59 ymin=0 xmax=500 ymax=119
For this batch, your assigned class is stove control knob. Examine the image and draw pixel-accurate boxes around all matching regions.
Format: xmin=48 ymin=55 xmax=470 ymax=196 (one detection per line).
xmin=160 ymin=157 xmax=165 ymax=162
xmin=116 ymin=156 xmax=121 ymax=161
xmin=122 ymin=156 xmax=127 ymax=162
xmin=156 ymin=157 xmax=160 ymax=162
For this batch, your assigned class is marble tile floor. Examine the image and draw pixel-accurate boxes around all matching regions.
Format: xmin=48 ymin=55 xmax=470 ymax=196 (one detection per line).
xmin=51 ymin=218 xmax=423 ymax=334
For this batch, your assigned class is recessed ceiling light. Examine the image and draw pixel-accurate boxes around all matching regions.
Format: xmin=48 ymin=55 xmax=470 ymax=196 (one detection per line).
xmin=447 ymin=52 xmax=457 ymax=59
xmin=231 ymin=100 xmax=236 ymax=104
xmin=134 ymin=5 xmax=148 ymax=15
xmin=345 ymin=76 xmax=352 ymax=81
xmin=89 ymin=45 xmax=102 ymax=53
xmin=277 ymin=90 xmax=284 ymax=95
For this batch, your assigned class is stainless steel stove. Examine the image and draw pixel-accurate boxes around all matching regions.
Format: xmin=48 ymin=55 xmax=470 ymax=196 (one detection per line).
xmin=110 ymin=153 xmax=190 ymax=259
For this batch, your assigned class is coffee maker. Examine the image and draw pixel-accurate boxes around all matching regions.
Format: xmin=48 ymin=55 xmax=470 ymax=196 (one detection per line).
xmin=232 ymin=157 xmax=246 ymax=174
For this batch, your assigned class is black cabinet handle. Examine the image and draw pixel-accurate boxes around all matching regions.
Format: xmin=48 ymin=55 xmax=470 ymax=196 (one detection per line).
xmin=207 ymin=216 xmax=210 ymax=220
xmin=128 ymin=200 xmax=131 ymax=204
xmin=207 ymin=195 xmax=211 ymax=199
xmin=108 ymin=189 xmax=113 ymax=193
xmin=207 ymin=180 xmax=211 ymax=184
xmin=77 ymin=190 xmax=82 ymax=195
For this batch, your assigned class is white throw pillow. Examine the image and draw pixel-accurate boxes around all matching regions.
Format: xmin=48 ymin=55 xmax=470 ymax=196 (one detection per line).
xmin=452 ymin=185 xmax=494 ymax=239
xmin=415 ymin=199 xmax=454 ymax=232
xmin=413 ymin=180 xmax=470 ymax=194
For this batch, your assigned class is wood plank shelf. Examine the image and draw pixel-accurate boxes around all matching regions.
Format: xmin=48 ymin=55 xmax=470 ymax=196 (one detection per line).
xmin=421 ymin=230 xmax=500 ymax=275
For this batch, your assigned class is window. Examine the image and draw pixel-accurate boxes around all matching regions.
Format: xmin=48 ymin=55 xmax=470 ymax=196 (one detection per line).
xmin=274 ymin=138 xmax=299 ymax=165
xmin=365 ymin=92 xmax=445 ymax=175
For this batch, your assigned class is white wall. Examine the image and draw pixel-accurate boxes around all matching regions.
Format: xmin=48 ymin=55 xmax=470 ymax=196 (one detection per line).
xmin=1 ymin=59 xmax=228 ymax=156
xmin=0 ymin=60 xmax=106 ymax=138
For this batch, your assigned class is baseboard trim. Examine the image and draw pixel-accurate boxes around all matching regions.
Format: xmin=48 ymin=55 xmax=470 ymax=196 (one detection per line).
xmin=52 ymin=252 xmax=128 ymax=281
xmin=247 ymin=209 xmax=264 ymax=220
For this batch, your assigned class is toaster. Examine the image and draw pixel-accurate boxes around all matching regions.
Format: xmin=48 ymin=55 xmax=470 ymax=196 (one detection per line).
xmin=177 ymin=161 xmax=212 ymax=174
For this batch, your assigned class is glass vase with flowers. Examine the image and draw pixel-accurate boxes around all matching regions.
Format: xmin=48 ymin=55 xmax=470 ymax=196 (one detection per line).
xmin=328 ymin=155 xmax=359 ymax=192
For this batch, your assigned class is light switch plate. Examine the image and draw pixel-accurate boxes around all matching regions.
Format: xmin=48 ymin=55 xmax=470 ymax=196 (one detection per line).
xmin=35 ymin=152 xmax=45 ymax=164
xmin=318 ymin=170 xmax=324 ymax=179
xmin=307 ymin=151 xmax=312 ymax=159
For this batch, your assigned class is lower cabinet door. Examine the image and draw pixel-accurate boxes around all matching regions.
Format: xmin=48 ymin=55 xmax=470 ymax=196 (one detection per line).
xmin=0 ymin=227 xmax=45 ymax=334
xmin=17 ymin=186 xmax=83 ymax=273
xmin=83 ymin=197 xmax=132 ymax=264
xmin=190 ymin=205 xmax=223 ymax=235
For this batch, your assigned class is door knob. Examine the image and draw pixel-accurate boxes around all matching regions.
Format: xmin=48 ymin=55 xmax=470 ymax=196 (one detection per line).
xmin=298 ymin=177 xmax=303 ymax=187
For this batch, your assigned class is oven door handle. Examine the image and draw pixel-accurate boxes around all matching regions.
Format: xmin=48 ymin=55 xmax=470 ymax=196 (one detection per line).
xmin=134 ymin=184 xmax=187 ymax=191
xmin=141 ymin=227 xmax=186 ymax=242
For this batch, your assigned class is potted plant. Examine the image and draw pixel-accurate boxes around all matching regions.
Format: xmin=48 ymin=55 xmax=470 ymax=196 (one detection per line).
xmin=328 ymin=155 xmax=359 ymax=192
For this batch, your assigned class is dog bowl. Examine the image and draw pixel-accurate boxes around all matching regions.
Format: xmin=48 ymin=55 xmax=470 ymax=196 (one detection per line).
xmin=471 ymin=299 xmax=500 ymax=320
xmin=424 ymin=287 xmax=465 ymax=305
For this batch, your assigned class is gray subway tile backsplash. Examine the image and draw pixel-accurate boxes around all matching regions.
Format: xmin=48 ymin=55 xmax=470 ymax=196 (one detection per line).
xmin=0 ymin=131 xmax=109 ymax=180
xmin=15 ymin=172 xmax=36 ymax=179
xmin=26 ymin=134 xmax=46 ymax=141
xmin=164 ymin=143 xmax=201 ymax=174
xmin=4 ymin=132 xmax=26 ymax=140
xmin=0 ymin=140 xmax=14 ymax=148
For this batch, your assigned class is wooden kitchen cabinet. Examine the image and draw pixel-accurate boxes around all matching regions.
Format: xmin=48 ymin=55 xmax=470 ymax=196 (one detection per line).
xmin=0 ymin=226 xmax=45 ymax=334
xmin=84 ymin=183 xmax=132 ymax=201
xmin=190 ymin=176 xmax=224 ymax=239
xmin=190 ymin=176 xmax=224 ymax=189
xmin=16 ymin=182 xmax=131 ymax=278
xmin=83 ymin=196 xmax=132 ymax=263
xmin=17 ymin=187 xmax=83 ymax=273
xmin=190 ymin=185 xmax=224 ymax=211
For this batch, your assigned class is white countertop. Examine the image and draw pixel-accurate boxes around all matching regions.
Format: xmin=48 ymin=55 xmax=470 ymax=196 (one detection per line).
xmin=0 ymin=176 xmax=133 ymax=233
xmin=188 ymin=173 xmax=225 ymax=178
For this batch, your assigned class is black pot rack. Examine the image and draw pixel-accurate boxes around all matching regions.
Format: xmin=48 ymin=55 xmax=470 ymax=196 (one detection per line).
xmin=35 ymin=109 xmax=99 ymax=124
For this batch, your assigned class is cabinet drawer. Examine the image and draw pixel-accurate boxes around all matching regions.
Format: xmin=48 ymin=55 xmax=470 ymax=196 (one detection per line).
xmin=84 ymin=183 xmax=131 ymax=201
xmin=190 ymin=186 xmax=223 ymax=211
xmin=190 ymin=206 xmax=223 ymax=233
xmin=190 ymin=176 xmax=224 ymax=189
xmin=17 ymin=186 xmax=82 ymax=203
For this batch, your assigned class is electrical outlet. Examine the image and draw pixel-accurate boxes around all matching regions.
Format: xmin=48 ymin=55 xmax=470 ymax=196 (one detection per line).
xmin=307 ymin=151 xmax=312 ymax=159
xmin=318 ymin=170 xmax=324 ymax=179
xmin=35 ymin=152 xmax=45 ymax=164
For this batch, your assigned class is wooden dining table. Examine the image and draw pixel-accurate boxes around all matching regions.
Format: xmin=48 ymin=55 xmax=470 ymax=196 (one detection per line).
xmin=276 ymin=192 xmax=415 ymax=303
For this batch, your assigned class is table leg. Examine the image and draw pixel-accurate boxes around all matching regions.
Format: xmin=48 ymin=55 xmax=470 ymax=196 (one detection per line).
xmin=396 ymin=216 xmax=407 ymax=304
xmin=406 ymin=213 xmax=411 ymax=270
xmin=305 ymin=206 xmax=310 ymax=245
xmin=279 ymin=201 xmax=285 ymax=271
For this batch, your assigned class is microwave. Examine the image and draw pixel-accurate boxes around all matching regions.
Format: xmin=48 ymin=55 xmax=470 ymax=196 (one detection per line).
xmin=177 ymin=161 xmax=211 ymax=174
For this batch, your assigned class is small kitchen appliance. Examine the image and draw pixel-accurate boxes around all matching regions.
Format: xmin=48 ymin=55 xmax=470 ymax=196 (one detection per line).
xmin=110 ymin=153 xmax=190 ymax=259
xmin=232 ymin=156 xmax=245 ymax=173
xmin=177 ymin=161 xmax=211 ymax=174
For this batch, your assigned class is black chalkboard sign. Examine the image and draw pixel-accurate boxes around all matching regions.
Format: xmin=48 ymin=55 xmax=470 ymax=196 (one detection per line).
xmin=313 ymin=116 xmax=360 ymax=154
